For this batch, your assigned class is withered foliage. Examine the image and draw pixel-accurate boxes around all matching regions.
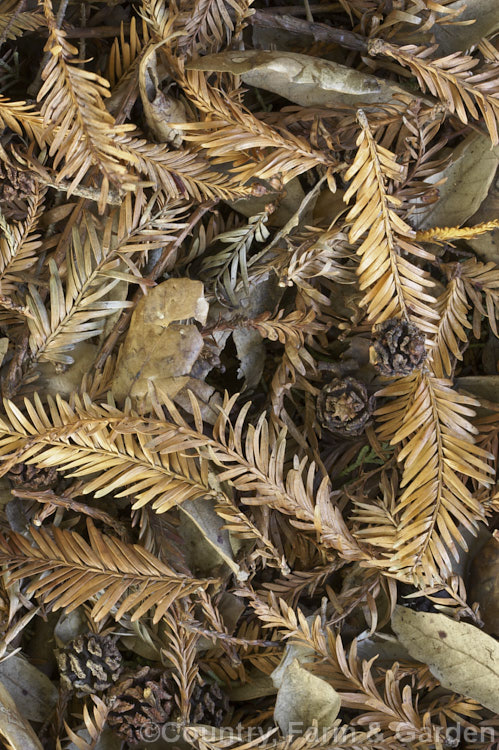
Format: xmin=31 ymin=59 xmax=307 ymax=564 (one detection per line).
xmin=0 ymin=0 xmax=498 ymax=748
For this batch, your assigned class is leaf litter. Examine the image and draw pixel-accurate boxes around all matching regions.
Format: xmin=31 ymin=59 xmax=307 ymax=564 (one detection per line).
xmin=0 ymin=0 xmax=497 ymax=749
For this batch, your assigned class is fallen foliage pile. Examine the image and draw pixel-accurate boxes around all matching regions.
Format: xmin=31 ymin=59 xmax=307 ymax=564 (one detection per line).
xmin=0 ymin=0 xmax=498 ymax=748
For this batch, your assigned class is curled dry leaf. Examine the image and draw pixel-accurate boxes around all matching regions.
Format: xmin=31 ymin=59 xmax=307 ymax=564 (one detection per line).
xmin=179 ymin=496 xmax=249 ymax=581
xmin=391 ymin=605 xmax=499 ymax=713
xmin=139 ymin=43 xmax=188 ymax=147
xmin=186 ymin=51 xmax=412 ymax=108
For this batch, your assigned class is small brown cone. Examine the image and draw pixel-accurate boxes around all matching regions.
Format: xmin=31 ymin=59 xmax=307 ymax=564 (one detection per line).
xmin=190 ymin=682 xmax=229 ymax=727
xmin=317 ymin=377 xmax=374 ymax=437
xmin=106 ymin=666 xmax=174 ymax=745
xmin=371 ymin=318 xmax=426 ymax=376
xmin=57 ymin=633 xmax=122 ymax=697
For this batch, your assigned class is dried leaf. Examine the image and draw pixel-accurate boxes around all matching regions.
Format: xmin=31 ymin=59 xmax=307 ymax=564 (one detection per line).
xmin=434 ymin=0 xmax=499 ymax=55
xmin=391 ymin=605 xmax=499 ymax=712
xmin=187 ymin=51 xmax=411 ymax=108
xmin=0 ymin=680 xmax=43 ymax=750
xmin=179 ymin=496 xmax=249 ymax=581
xmin=112 ymin=278 xmax=208 ymax=404
xmin=412 ymin=133 xmax=499 ymax=230
xmin=0 ymin=654 xmax=58 ymax=723
xmin=139 ymin=43 xmax=188 ymax=147
xmin=233 ymin=328 xmax=265 ymax=388
xmin=272 ymin=658 xmax=341 ymax=735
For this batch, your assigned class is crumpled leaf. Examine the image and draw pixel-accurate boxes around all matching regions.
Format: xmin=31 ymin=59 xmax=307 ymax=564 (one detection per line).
xmin=0 ymin=680 xmax=43 ymax=750
xmin=233 ymin=328 xmax=265 ymax=389
xmin=412 ymin=133 xmax=499 ymax=230
xmin=139 ymin=43 xmax=188 ymax=146
xmin=271 ymin=658 xmax=341 ymax=735
xmin=434 ymin=0 xmax=499 ymax=55
xmin=0 ymin=654 xmax=58 ymax=723
xmin=391 ymin=605 xmax=499 ymax=713
xmin=37 ymin=342 xmax=99 ymax=399
xmin=112 ymin=278 xmax=209 ymax=406
xmin=187 ymin=51 xmax=411 ymax=108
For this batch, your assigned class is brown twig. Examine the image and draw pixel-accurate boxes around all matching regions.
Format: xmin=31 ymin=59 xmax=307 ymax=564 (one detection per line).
xmin=180 ymin=619 xmax=282 ymax=649
xmin=248 ymin=10 xmax=368 ymax=54
xmin=12 ymin=487 xmax=128 ymax=537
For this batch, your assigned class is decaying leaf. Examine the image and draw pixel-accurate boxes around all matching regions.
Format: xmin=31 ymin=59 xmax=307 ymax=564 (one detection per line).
xmin=434 ymin=0 xmax=499 ymax=55
xmin=139 ymin=43 xmax=188 ymax=147
xmin=391 ymin=605 xmax=499 ymax=712
xmin=469 ymin=535 xmax=499 ymax=636
xmin=271 ymin=658 xmax=341 ymax=735
xmin=179 ymin=496 xmax=249 ymax=581
xmin=112 ymin=278 xmax=208 ymax=405
xmin=0 ymin=654 xmax=58 ymax=723
xmin=187 ymin=51 xmax=412 ymax=108
xmin=233 ymin=328 xmax=265 ymax=389
xmin=0 ymin=680 xmax=43 ymax=750
xmin=412 ymin=133 xmax=499 ymax=230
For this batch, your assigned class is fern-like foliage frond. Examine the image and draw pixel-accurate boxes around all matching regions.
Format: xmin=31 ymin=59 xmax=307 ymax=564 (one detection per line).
xmin=25 ymin=195 xmax=184 ymax=367
xmin=118 ymin=134 xmax=252 ymax=200
xmin=0 ymin=521 xmax=213 ymax=622
xmin=0 ymin=184 xmax=44 ymax=298
xmin=0 ymin=395 xmax=214 ymax=511
xmin=0 ymin=95 xmax=45 ymax=143
xmin=172 ymin=61 xmax=338 ymax=184
xmin=63 ymin=696 xmax=109 ymax=750
xmin=26 ymin=256 xmax=131 ymax=366
xmin=140 ymin=0 xmax=174 ymax=41
xmin=200 ymin=210 xmax=271 ymax=303
xmin=108 ymin=17 xmax=149 ymax=87
xmin=427 ymin=274 xmax=471 ymax=378
xmin=176 ymin=0 xmax=238 ymax=54
xmin=148 ymin=392 xmax=343 ymax=550
xmin=38 ymin=0 xmax=137 ymax=209
xmin=0 ymin=1 xmax=44 ymax=40
xmin=143 ymin=0 xmax=253 ymax=57
xmin=459 ymin=258 xmax=499 ymax=338
xmin=281 ymin=229 xmax=358 ymax=289
xmin=373 ymin=372 xmax=495 ymax=582
xmin=163 ymin=604 xmax=200 ymax=720
xmin=343 ymin=110 xmax=438 ymax=331
xmin=369 ymin=40 xmax=499 ymax=144
xmin=0 ymin=390 xmax=366 ymax=567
